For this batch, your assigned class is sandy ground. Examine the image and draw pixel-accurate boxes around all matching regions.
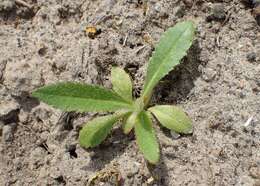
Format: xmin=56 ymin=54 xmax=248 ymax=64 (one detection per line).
xmin=0 ymin=0 xmax=260 ymax=185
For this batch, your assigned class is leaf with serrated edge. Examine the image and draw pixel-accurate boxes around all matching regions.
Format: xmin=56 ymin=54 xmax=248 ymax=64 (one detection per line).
xmin=32 ymin=82 xmax=133 ymax=112
xmin=142 ymin=21 xmax=195 ymax=100
xmin=149 ymin=105 xmax=192 ymax=134
xmin=79 ymin=114 xmax=123 ymax=148
xmin=122 ymin=112 xmax=138 ymax=134
xmin=111 ymin=67 xmax=133 ymax=102
xmin=135 ymin=111 xmax=160 ymax=164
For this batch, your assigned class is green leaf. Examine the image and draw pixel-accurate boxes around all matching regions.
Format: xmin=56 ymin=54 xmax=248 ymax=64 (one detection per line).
xmin=79 ymin=114 xmax=122 ymax=148
xmin=149 ymin=105 xmax=192 ymax=134
xmin=111 ymin=67 xmax=133 ymax=102
xmin=32 ymin=82 xmax=133 ymax=112
xmin=142 ymin=21 xmax=195 ymax=100
xmin=122 ymin=112 xmax=138 ymax=134
xmin=135 ymin=111 xmax=159 ymax=164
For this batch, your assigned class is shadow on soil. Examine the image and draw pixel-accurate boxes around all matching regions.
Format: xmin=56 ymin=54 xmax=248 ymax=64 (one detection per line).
xmin=147 ymin=158 xmax=170 ymax=185
xmin=151 ymin=40 xmax=202 ymax=105
xmin=83 ymin=127 xmax=134 ymax=172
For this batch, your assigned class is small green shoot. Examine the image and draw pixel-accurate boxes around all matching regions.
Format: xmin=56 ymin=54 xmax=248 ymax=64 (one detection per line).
xmin=32 ymin=21 xmax=195 ymax=164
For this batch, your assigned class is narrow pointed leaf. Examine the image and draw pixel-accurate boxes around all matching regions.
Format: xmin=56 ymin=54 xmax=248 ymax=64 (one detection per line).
xmin=122 ymin=112 xmax=138 ymax=134
xmin=149 ymin=105 xmax=192 ymax=134
xmin=111 ymin=67 xmax=133 ymax=102
xmin=135 ymin=111 xmax=159 ymax=164
xmin=142 ymin=21 xmax=195 ymax=100
xmin=32 ymin=82 xmax=133 ymax=112
xmin=79 ymin=114 xmax=122 ymax=148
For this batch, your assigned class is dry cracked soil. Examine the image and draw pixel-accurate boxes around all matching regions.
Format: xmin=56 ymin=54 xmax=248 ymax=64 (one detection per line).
xmin=0 ymin=0 xmax=260 ymax=185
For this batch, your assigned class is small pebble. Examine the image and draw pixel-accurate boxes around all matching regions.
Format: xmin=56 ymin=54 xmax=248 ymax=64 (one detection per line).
xmin=154 ymin=3 xmax=161 ymax=12
xmin=202 ymin=68 xmax=216 ymax=82
xmin=212 ymin=4 xmax=226 ymax=20
xmin=206 ymin=3 xmax=226 ymax=21
xmin=147 ymin=177 xmax=155 ymax=184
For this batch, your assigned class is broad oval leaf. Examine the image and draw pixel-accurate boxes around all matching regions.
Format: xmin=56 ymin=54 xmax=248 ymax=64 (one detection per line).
xmin=142 ymin=21 xmax=195 ymax=100
xmin=79 ymin=114 xmax=122 ymax=148
xmin=111 ymin=67 xmax=133 ymax=102
xmin=135 ymin=111 xmax=160 ymax=164
xmin=32 ymin=82 xmax=133 ymax=112
xmin=122 ymin=112 xmax=138 ymax=134
xmin=149 ymin=105 xmax=192 ymax=134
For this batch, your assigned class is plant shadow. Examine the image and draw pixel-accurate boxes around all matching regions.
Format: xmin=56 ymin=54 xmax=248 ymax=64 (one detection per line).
xmin=150 ymin=40 xmax=203 ymax=105
xmin=147 ymin=157 xmax=170 ymax=185
xmin=83 ymin=127 xmax=135 ymax=172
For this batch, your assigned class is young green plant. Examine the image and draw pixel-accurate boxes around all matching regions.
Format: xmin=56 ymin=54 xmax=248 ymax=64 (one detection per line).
xmin=32 ymin=21 xmax=195 ymax=164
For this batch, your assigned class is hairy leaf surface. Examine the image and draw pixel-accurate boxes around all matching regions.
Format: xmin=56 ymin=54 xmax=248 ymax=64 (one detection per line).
xmin=32 ymin=82 xmax=132 ymax=112
xmin=122 ymin=112 xmax=138 ymax=134
xmin=149 ymin=105 xmax=192 ymax=134
xmin=111 ymin=67 xmax=133 ymax=102
xmin=142 ymin=21 xmax=195 ymax=100
xmin=135 ymin=111 xmax=159 ymax=164
xmin=79 ymin=114 xmax=122 ymax=148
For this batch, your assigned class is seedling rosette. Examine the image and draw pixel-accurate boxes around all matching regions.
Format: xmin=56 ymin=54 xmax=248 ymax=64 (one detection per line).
xmin=32 ymin=21 xmax=195 ymax=164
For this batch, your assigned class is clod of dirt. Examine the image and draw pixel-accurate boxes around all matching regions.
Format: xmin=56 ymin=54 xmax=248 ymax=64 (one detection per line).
xmin=242 ymin=0 xmax=260 ymax=25
xmin=2 ymin=123 xmax=16 ymax=142
xmin=247 ymin=52 xmax=257 ymax=62
xmin=212 ymin=4 xmax=226 ymax=20
xmin=29 ymin=146 xmax=48 ymax=169
xmin=249 ymin=165 xmax=260 ymax=179
xmin=4 ymin=60 xmax=42 ymax=95
xmin=125 ymin=162 xmax=140 ymax=178
xmin=0 ymin=99 xmax=20 ymax=124
xmin=202 ymin=67 xmax=217 ymax=82
xmin=206 ymin=3 xmax=226 ymax=22
xmin=0 ymin=0 xmax=15 ymax=12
